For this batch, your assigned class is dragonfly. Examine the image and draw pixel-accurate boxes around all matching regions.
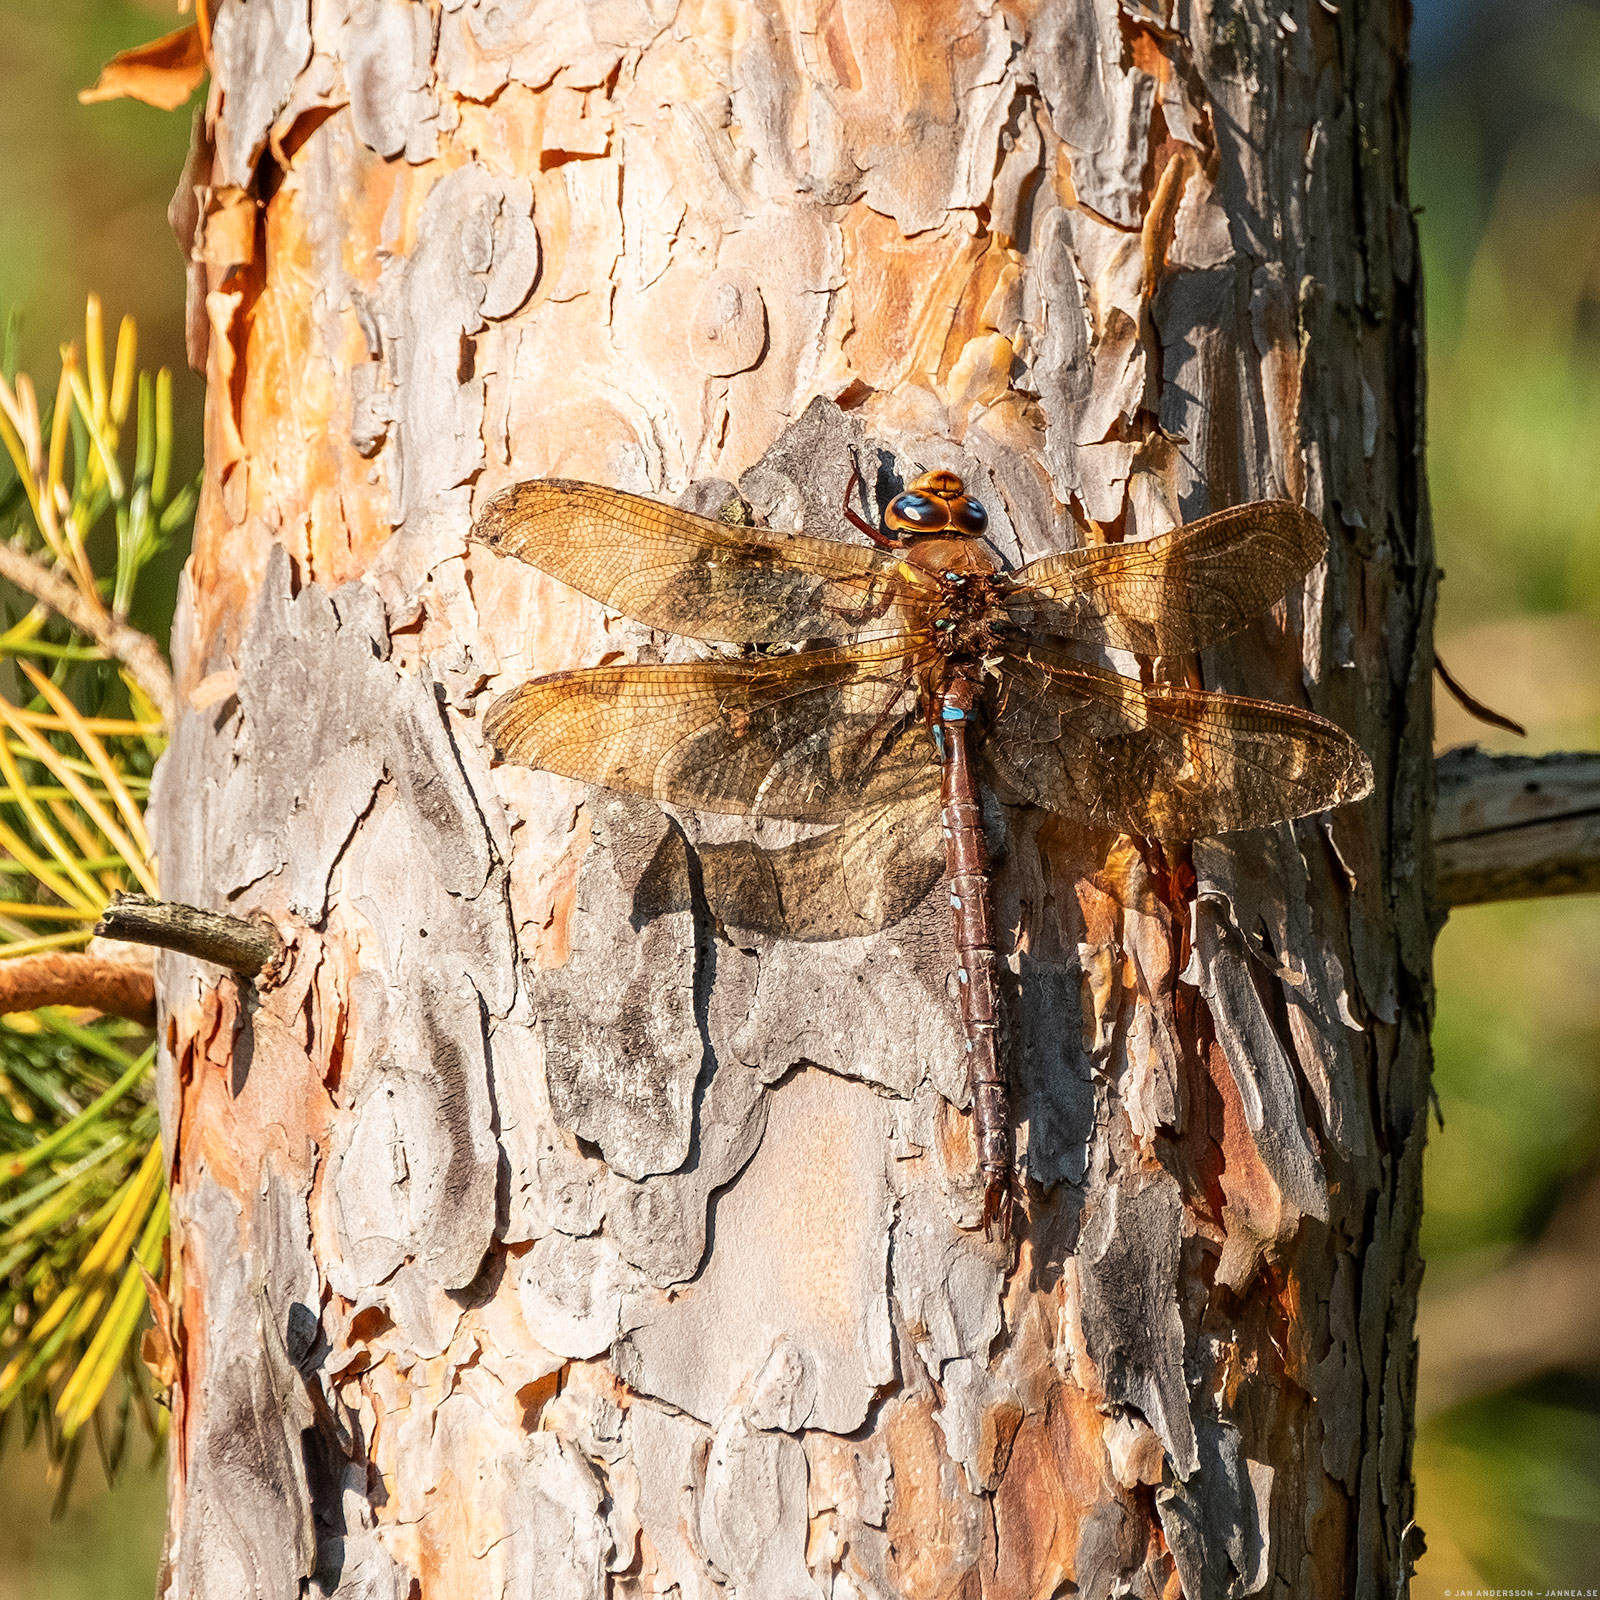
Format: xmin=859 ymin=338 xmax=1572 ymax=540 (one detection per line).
xmin=470 ymin=468 xmax=1373 ymax=1233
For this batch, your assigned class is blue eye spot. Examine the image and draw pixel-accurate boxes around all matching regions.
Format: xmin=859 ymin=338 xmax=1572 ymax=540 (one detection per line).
xmin=941 ymin=706 xmax=966 ymax=722
xmin=887 ymin=492 xmax=946 ymax=528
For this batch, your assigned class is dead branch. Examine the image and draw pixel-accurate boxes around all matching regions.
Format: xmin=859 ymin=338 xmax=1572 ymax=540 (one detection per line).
xmin=0 ymin=951 xmax=155 ymax=1024
xmin=95 ymin=893 xmax=282 ymax=980
xmin=1434 ymin=747 xmax=1600 ymax=908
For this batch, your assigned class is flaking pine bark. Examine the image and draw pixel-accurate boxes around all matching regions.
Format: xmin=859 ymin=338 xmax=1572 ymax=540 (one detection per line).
xmin=153 ymin=1 xmax=1432 ymax=1596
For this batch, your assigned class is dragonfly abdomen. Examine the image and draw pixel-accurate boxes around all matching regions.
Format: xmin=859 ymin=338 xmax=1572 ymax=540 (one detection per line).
xmin=938 ymin=671 xmax=1011 ymax=1231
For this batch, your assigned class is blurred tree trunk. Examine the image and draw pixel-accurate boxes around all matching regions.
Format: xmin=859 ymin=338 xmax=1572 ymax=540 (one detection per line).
xmin=151 ymin=1 xmax=1432 ymax=1595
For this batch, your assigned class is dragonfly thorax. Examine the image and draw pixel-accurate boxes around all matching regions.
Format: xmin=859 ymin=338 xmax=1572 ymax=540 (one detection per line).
xmin=927 ymin=568 xmax=1007 ymax=663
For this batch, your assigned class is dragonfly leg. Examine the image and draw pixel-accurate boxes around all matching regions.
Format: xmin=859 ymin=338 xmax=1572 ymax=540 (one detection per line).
xmin=842 ymin=463 xmax=901 ymax=551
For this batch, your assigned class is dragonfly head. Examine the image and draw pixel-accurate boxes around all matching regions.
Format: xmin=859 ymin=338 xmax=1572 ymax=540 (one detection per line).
xmin=885 ymin=470 xmax=990 ymax=540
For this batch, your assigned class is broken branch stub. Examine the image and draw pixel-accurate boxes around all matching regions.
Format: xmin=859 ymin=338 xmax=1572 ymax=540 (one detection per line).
xmin=95 ymin=892 xmax=283 ymax=981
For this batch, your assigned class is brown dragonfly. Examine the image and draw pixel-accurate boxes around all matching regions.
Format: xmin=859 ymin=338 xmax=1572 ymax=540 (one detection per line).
xmin=471 ymin=469 xmax=1372 ymax=1232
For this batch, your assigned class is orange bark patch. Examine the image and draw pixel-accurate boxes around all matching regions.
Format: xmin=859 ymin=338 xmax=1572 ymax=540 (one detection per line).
xmin=1203 ymin=1031 xmax=1290 ymax=1289
xmin=885 ymin=1392 xmax=982 ymax=1599
xmin=988 ymin=1384 xmax=1129 ymax=1599
xmin=840 ymin=208 xmax=988 ymax=396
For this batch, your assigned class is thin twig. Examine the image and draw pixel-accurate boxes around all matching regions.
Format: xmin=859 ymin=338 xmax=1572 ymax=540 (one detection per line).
xmin=95 ymin=893 xmax=282 ymax=981
xmin=1433 ymin=652 xmax=1526 ymax=738
xmin=0 ymin=540 xmax=175 ymax=725
xmin=1434 ymin=747 xmax=1600 ymax=907
xmin=0 ymin=951 xmax=154 ymax=1023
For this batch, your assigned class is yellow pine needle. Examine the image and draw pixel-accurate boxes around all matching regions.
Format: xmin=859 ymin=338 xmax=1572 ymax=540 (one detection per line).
xmin=45 ymin=796 xmax=106 ymax=864
xmin=0 ymin=609 xmax=50 ymax=658
xmin=0 ymin=737 xmax=104 ymax=909
xmin=2 ymin=706 xmax=157 ymax=896
xmin=108 ymin=319 xmax=136 ymax=429
xmin=0 ymin=930 xmax=94 ymax=957
xmin=0 ymin=370 xmax=23 ymax=441
xmin=0 ymin=1145 xmax=130 ymax=1246
xmin=84 ymin=298 xmax=107 ymax=428
xmin=13 ymin=1279 xmax=84 ymax=1363
xmin=0 ymin=810 xmax=95 ymax=913
xmin=56 ymin=1188 xmax=168 ymax=1436
xmin=121 ymin=674 xmax=162 ymax=745
xmin=12 ymin=1153 xmax=162 ymax=1377
xmin=0 ymin=399 xmax=48 ymax=540
xmin=64 ymin=368 xmax=123 ymax=502
xmin=18 ymin=663 xmax=154 ymax=862
xmin=42 ymin=361 xmax=72 ymax=553
xmin=63 ymin=512 xmax=100 ymax=611
xmin=0 ymin=904 xmax=103 ymax=922
xmin=14 ymin=374 xmax=42 ymax=478
xmin=14 ymin=710 xmax=163 ymax=738
xmin=74 ymin=1138 xmax=162 ymax=1282
xmin=0 ymin=371 xmax=42 ymax=480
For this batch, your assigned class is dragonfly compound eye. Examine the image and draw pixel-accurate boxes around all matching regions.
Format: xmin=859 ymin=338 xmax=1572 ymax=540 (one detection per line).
xmin=948 ymin=496 xmax=989 ymax=534
xmin=885 ymin=492 xmax=950 ymax=534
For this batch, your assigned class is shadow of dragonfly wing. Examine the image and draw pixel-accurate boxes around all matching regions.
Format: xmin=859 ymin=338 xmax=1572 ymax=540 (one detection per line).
xmin=484 ymin=638 xmax=938 ymax=823
xmin=473 ymin=478 xmax=936 ymax=644
xmin=1002 ymin=500 xmax=1326 ymax=657
xmin=631 ymin=771 xmax=944 ymax=942
xmin=984 ymin=641 xmax=1373 ymax=841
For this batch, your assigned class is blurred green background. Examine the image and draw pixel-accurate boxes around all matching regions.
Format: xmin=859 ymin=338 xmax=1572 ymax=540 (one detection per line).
xmin=2 ymin=0 xmax=1598 ymax=1591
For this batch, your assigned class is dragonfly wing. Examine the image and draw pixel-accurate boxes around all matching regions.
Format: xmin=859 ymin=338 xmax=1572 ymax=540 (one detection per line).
xmin=985 ymin=646 xmax=1372 ymax=840
xmin=647 ymin=773 xmax=944 ymax=941
xmin=484 ymin=639 xmax=937 ymax=823
xmin=1004 ymin=500 xmax=1326 ymax=655
xmin=474 ymin=478 xmax=936 ymax=644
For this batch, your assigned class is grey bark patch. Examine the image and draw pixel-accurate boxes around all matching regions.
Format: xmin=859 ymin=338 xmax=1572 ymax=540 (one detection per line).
xmin=170 ymin=1173 xmax=319 ymax=1598
xmin=631 ymin=1402 xmax=720 ymax=1600
xmin=714 ymin=886 xmax=963 ymax=1102
xmin=517 ymin=1230 xmax=643 ymax=1358
xmin=617 ymin=1068 xmax=894 ymax=1433
xmin=1152 ymin=263 xmax=1276 ymax=513
xmin=216 ymin=547 xmax=390 ymax=920
xmin=699 ymin=1411 xmax=824 ymax=1600
xmin=1031 ymin=0 xmax=1110 ymax=152
xmin=182 ymin=551 xmax=507 ymax=1324
xmin=210 ymin=0 xmax=313 ymax=188
xmin=435 ymin=0 xmax=642 ymax=102
xmin=890 ymin=1184 xmax=1004 ymax=1367
xmin=434 ymin=1393 xmax=613 ymax=1595
xmin=1156 ymin=1418 xmax=1273 ymax=1599
xmin=597 ymin=1046 xmax=770 ymax=1285
xmin=345 ymin=0 xmax=438 ymax=161
xmin=1195 ymin=828 xmax=1371 ymax=1173
xmin=376 ymin=165 xmax=540 ymax=524
xmin=531 ymin=796 xmax=706 ymax=1180
xmin=1028 ymin=208 xmax=1090 ymax=502
xmin=933 ymin=1357 xmax=1016 ymax=1494
xmin=323 ymin=972 xmax=499 ymax=1294
xmin=1012 ymin=952 xmax=1095 ymax=1188
xmin=1077 ymin=1169 xmax=1199 ymax=1477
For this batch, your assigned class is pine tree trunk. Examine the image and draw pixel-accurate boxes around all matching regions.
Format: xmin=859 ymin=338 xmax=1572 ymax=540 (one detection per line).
xmin=153 ymin=1 xmax=1432 ymax=1595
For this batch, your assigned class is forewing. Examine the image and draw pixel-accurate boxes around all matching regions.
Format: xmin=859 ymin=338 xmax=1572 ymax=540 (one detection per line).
xmin=985 ymin=647 xmax=1372 ymax=840
xmin=1004 ymin=500 xmax=1327 ymax=655
xmin=474 ymin=478 xmax=936 ymax=644
xmin=483 ymin=639 xmax=937 ymax=822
